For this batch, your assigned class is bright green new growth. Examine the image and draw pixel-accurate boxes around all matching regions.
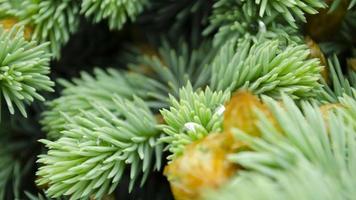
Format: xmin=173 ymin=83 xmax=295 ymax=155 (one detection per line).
xmin=127 ymin=40 xmax=215 ymax=106
xmin=0 ymin=26 xmax=53 ymax=117
xmin=81 ymin=0 xmax=147 ymax=30
xmin=41 ymin=68 xmax=160 ymax=139
xmin=205 ymin=93 xmax=356 ymax=200
xmin=12 ymin=0 xmax=80 ymax=58
xmin=160 ymin=84 xmax=230 ymax=160
xmin=37 ymin=96 xmax=163 ymax=200
xmin=210 ymin=36 xmax=323 ymax=99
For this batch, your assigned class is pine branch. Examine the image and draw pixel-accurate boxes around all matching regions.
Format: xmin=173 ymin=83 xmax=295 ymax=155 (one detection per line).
xmin=37 ymin=96 xmax=163 ymax=199
xmin=0 ymin=25 xmax=54 ymax=118
xmin=214 ymin=0 xmax=325 ymax=27
xmin=4 ymin=0 xmax=81 ymax=58
xmin=204 ymin=0 xmax=320 ymax=46
xmin=210 ymin=35 xmax=323 ymax=99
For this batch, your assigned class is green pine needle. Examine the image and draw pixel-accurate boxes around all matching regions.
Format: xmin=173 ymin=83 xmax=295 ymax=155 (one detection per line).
xmin=205 ymin=92 xmax=356 ymax=200
xmin=210 ymin=36 xmax=323 ymax=99
xmin=29 ymin=0 xmax=80 ymax=58
xmin=81 ymin=0 xmax=147 ymax=30
xmin=0 ymin=26 xmax=54 ymax=118
xmin=159 ymin=84 xmax=230 ymax=160
xmin=6 ymin=0 xmax=81 ymax=58
xmin=37 ymin=96 xmax=163 ymax=200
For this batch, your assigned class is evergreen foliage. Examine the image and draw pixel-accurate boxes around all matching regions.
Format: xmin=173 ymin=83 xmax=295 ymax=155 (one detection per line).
xmin=210 ymin=36 xmax=323 ymax=98
xmin=0 ymin=0 xmax=355 ymax=199
xmin=37 ymin=96 xmax=163 ymax=199
xmin=2 ymin=0 xmax=81 ymax=58
xmin=81 ymin=0 xmax=147 ymax=30
xmin=0 ymin=26 xmax=53 ymax=117
xmin=204 ymin=0 xmax=323 ymax=46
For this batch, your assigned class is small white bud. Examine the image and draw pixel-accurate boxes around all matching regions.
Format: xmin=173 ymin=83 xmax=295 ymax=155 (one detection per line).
xmin=184 ymin=122 xmax=198 ymax=132
xmin=215 ymin=104 xmax=225 ymax=116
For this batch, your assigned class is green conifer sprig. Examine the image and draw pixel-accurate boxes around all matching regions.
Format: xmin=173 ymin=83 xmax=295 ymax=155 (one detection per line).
xmin=37 ymin=96 xmax=163 ymax=200
xmin=0 ymin=26 xmax=53 ymax=117
xmin=203 ymin=0 xmax=275 ymax=46
xmin=214 ymin=0 xmax=325 ymax=27
xmin=41 ymin=68 xmax=160 ymax=139
xmin=205 ymin=93 xmax=356 ymax=200
xmin=127 ymin=40 xmax=215 ymax=106
xmin=210 ymin=36 xmax=323 ymax=99
xmin=81 ymin=0 xmax=147 ymax=30
xmin=160 ymin=84 xmax=230 ymax=160
xmin=15 ymin=0 xmax=81 ymax=58
xmin=204 ymin=0 xmax=323 ymax=46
